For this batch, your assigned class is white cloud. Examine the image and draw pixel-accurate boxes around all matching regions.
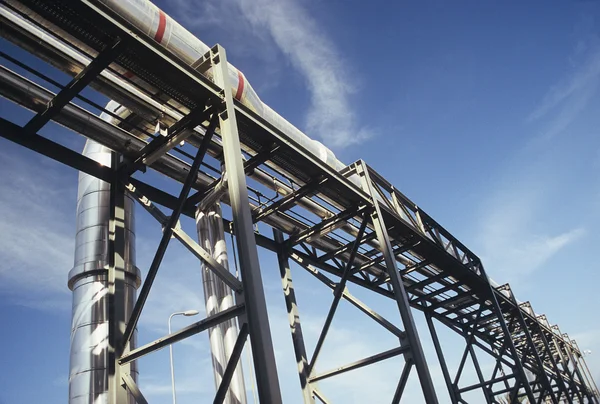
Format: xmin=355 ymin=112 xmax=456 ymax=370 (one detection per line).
xmin=526 ymin=31 xmax=600 ymax=142
xmin=0 ymin=149 xmax=76 ymax=308
xmin=476 ymin=178 xmax=585 ymax=284
xmin=167 ymin=0 xmax=370 ymax=149
xmin=236 ymin=0 xmax=370 ymax=149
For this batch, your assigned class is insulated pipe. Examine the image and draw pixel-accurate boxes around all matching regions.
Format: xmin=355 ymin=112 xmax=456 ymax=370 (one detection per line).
xmin=94 ymin=0 xmax=346 ymax=173
xmin=196 ymin=203 xmax=247 ymax=404
xmin=68 ymin=138 xmax=140 ymax=404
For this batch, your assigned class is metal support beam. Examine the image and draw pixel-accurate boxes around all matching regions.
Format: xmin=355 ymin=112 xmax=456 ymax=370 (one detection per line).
xmin=212 ymin=44 xmax=282 ymax=403
xmin=24 ymin=38 xmax=123 ymax=134
xmin=426 ymin=313 xmax=459 ymax=404
xmin=107 ymin=152 xmax=130 ymax=404
xmin=481 ymin=279 xmax=537 ymax=403
xmin=122 ymin=373 xmax=149 ymax=404
xmin=357 ymin=161 xmax=439 ymax=404
xmin=392 ymin=358 xmax=414 ymax=404
xmin=121 ymin=105 xmax=212 ymax=174
xmin=509 ymin=304 xmax=559 ymax=404
xmin=253 ymin=177 xmax=326 ymax=222
xmin=186 ymin=143 xmax=279 ymax=207
xmin=214 ymin=323 xmax=250 ymax=404
xmin=291 ymin=250 xmax=404 ymax=338
xmin=172 ymin=227 xmax=244 ymax=292
xmin=0 ymin=118 xmax=112 ymax=182
xmin=308 ymin=345 xmax=410 ymax=383
xmin=307 ymin=214 xmax=369 ymax=376
xmin=119 ymin=304 xmax=245 ymax=365
xmin=274 ymin=230 xmax=315 ymax=404
xmin=121 ymin=113 xmax=218 ymax=350
xmin=287 ymin=205 xmax=364 ymax=247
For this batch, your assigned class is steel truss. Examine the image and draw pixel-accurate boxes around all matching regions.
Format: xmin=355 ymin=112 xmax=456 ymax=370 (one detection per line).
xmin=0 ymin=0 xmax=598 ymax=402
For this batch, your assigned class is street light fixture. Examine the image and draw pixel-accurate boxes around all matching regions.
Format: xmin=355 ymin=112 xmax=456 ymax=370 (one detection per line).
xmin=169 ymin=310 xmax=200 ymax=404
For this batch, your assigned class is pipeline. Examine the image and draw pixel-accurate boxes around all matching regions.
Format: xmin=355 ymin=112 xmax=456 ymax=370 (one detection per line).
xmin=1 ymin=0 xmax=578 ymax=401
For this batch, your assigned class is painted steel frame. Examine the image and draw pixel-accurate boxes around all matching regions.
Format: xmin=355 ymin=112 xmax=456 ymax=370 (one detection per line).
xmin=0 ymin=0 xmax=598 ymax=402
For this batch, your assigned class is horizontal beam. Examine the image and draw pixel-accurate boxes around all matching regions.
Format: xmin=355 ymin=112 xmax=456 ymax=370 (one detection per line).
xmin=253 ymin=177 xmax=326 ymax=223
xmin=119 ymin=304 xmax=245 ymax=365
xmin=308 ymin=345 xmax=409 ymax=383
xmin=0 ymin=118 xmax=112 ymax=182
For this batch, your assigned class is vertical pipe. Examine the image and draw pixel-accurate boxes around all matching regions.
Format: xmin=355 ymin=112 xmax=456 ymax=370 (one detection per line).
xmin=196 ymin=202 xmax=247 ymax=404
xmin=68 ymin=140 xmax=140 ymax=404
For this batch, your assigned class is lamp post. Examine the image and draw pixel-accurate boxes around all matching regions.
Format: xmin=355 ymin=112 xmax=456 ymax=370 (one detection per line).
xmin=169 ymin=310 xmax=200 ymax=404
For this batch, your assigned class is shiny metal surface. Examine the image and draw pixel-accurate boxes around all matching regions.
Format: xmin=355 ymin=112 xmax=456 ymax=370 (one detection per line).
xmin=196 ymin=203 xmax=247 ymax=404
xmin=68 ymin=140 xmax=140 ymax=404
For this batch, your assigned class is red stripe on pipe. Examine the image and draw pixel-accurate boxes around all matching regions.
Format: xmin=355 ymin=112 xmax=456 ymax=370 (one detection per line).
xmin=155 ymin=11 xmax=167 ymax=43
xmin=235 ymin=70 xmax=245 ymax=100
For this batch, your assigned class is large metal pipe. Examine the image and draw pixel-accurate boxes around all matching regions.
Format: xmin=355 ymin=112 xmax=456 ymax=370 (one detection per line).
xmin=196 ymin=202 xmax=247 ymax=404
xmin=68 ymin=138 xmax=140 ymax=404
xmin=94 ymin=0 xmax=346 ymax=173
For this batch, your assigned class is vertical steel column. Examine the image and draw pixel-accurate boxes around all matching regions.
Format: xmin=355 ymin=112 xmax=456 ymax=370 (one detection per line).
xmin=212 ymin=44 xmax=282 ymax=403
xmin=108 ymin=153 xmax=131 ymax=404
xmin=357 ymin=161 xmax=439 ymax=404
xmin=274 ymin=229 xmax=315 ymax=404
xmin=425 ymin=313 xmax=459 ymax=404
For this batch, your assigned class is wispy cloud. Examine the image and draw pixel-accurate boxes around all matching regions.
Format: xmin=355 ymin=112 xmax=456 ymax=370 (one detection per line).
xmin=474 ymin=24 xmax=600 ymax=285
xmin=236 ymin=0 xmax=370 ymax=148
xmin=0 ymin=150 xmax=76 ymax=309
xmin=167 ymin=0 xmax=370 ymax=149
xmin=527 ymin=29 xmax=600 ymax=142
xmin=475 ymin=170 xmax=585 ymax=284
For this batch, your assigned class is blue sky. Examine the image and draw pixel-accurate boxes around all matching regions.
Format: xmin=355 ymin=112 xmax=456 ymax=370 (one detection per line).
xmin=1 ymin=0 xmax=600 ymax=403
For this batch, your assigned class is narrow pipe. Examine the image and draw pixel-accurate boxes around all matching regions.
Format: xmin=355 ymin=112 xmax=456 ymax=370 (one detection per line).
xmin=196 ymin=202 xmax=247 ymax=404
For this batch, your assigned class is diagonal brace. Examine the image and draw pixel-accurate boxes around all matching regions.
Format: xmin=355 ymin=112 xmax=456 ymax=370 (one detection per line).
xmin=24 ymin=38 xmax=123 ymax=134
xmin=121 ymin=105 xmax=213 ymax=175
xmin=309 ymin=345 xmax=410 ymax=383
xmin=122 ymin=373 xmax=149 ymax=404
xmin=121 ymin=113 xmax=218 ymax=350
xmin=119 ymin=304 xmax=245 ymax=365
xmin=214 ymin=323 xmax=250 ymax=403
xmin=307 ymin=214 xmax=369 ymax=376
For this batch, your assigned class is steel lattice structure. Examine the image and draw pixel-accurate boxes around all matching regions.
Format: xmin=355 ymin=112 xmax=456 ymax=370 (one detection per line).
xmin=0 ymin=0 xmax=598 ymax=403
